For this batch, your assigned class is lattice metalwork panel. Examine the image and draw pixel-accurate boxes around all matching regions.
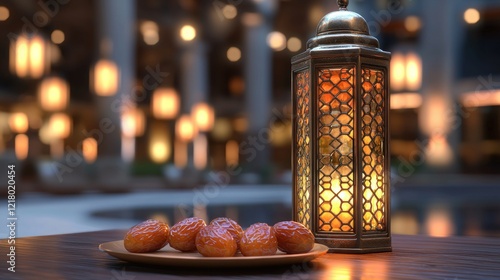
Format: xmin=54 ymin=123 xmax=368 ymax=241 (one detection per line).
xmin=360 ymin=68 xmax=386 ymax=231
xmin=317 ymin=68 xmax=355 ymax=232
xmin=295 ymin=70 xmax=311 ymax=229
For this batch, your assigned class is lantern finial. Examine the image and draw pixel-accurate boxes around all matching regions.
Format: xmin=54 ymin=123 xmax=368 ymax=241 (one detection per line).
xmin=338 ymin=0 xmax=348 ymax=10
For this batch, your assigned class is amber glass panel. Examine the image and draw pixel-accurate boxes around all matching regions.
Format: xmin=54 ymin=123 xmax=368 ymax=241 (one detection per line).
xmin=360 ymin=68 xmax=386 ymax=231
xmin=295 ymin=71 xmax=311 ymax=229
xmin=317 ymin=68 xmax=355 ymax=232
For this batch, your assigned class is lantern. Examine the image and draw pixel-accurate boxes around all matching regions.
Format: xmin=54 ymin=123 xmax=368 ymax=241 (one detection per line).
xmin=39 ymin=76 xmax=69 ymax=111
xmin=292 ymin=0 xmax=391 ymax=253
xmin=151 ymin=87 xmax=180 ymax=119
xmin=91 ymin=59 xmax=120 ymax=96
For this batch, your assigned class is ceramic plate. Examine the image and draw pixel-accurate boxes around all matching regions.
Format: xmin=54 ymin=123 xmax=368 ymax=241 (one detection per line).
xmin=99 ymin=240 xmax=328 ymax=268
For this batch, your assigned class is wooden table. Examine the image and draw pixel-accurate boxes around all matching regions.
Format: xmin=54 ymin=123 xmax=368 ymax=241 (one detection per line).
xmin=2 ymin=230 xmax=500 ymax=279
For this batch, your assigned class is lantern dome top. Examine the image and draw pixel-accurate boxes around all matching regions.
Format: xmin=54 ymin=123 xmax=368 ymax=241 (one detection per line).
xmin=307 ymin=0 xmax=379 ymax=49
xmin=316 ymin=11 xmax=369 ymax=36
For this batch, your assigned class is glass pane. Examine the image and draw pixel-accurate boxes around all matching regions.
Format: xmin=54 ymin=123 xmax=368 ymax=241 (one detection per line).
xmin=317 ymin=68 xmax=355 ymax=232
xmin=360 ymin=68 xmax=386 ymax=232
xmin=295 ymin=70 xmax=312 ymax=229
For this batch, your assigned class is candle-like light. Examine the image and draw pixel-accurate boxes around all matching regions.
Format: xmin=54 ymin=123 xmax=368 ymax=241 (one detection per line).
xmin=92 ymin=59 xmax=119 ymax=96
xmin=9 ymin=112 xmax=29 ymax=134
xmin=149 ymin=122 xmax=171 ymax=164
xmin=15 ymin=134 xmax=29 ymax=160
xmin=225 ymin=140 xmax=239 ymax=166
xmin=50 ymin=139 xmax=64 ymax=159
xmin=10 ymin=34 xmax=48 ymax=78
xmin=151 ymin=87 xmax=180 ymax=119
xmin=82 ymin=138 xmax=98 ymax=163
xmin=193 ymin=134 xmax=207 ymax=170
xmin=39 ymin=76 xmax=69 ymax=111
xmin=176 ymin=115 xmax=197 ymax=142
xmin=121 ymin=107 xmax=145 ymax=137
xmin=405 ymin=52 xmax=422 ymax=91
xmin=48 ymin=113 xmax=71 ymax=139
xmin=192 ymin=103 xmax=214 ymax=132
xmin=174 ymin=139 xmax=187 ymax=168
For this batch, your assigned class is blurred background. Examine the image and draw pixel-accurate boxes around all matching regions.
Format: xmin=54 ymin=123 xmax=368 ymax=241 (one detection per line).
xmin=0 ymin=0 xmax=499 ymax=238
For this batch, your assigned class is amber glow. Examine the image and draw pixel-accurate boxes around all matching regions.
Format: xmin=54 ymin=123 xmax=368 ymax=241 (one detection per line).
xmin=420 ymin=95 xmax=449 ymax=136
xmin=151 ymin=87 xmax=180 ymax=119
xmin=180 ymin=25 xmax=196 ymax=41
xmin=390 ymin=92 xmax=422 ymax=110
xmin=39 ymin=76 xmax=69 ymax=111
xmin=193 ymin=134 xmax=208 ymax=170
xmin=9 ymin=112 xmax=29 ymax=133
xmin=10 ymin=34 xmax=48 ymax=78
xmin=426 ymin=206 xmax=454 ymax=237
xmin=321 ymin=261 xmax=352 ymax=280
xmin=0 ymin=6 xmax=9 ymax=21
xmin=82 ymin=138 xmax=98 ymax=163
xmin=121 ymin=107 xmax=145 ymax=137
xmin=176 ymin=115 xmax=197 ymax=142
xmin=51 ymin=30 xmax=65 ymax=44
xmin=464 ymin=8 xmax=480 ymax=24
xmin=267 ymin=31 xmax=286 ymax=51
xmin=49 ymin=113 xmax=72 ymax=139
xmin=192 ymin=103 xmax=214 ymax=132
xmin=404 ymin=16 xmax=421 ymax=32
xmin=140 ymin=21 xmax=159 ymax=45
xmin=149 ymin=124 xmax=171 ymax=164
xmin=390 ymin=53 xmax=405 ymax=91
xmin=425 ymin=134 xmax=453 ymax=166
xmin=461 ymin=89 xmax=500 ymax=107
xmin=15 ymin=134 xmax=29 ymax=160
xmin=92 ymin=59 xmax=119 ymax=96
xmin=405 ymin=52 xmax=422 ymax=91
xmin=174 ymin=140 xmax=187 ymax=168
xmin=225 ymin=140 xmax=239 ymax=166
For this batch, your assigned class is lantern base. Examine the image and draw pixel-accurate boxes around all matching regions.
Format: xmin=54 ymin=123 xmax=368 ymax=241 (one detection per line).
xmin=316 ymin=237 xmax=392 ymax=254
xmin=326 ymin=246 xmax=392 ymax=254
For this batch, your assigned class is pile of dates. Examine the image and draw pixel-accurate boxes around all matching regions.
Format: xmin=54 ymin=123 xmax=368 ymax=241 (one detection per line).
xmin=124 ymin=217 xmax=315 ymax=257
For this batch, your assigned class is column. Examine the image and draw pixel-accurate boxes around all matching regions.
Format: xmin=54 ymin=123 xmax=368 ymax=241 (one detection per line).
xmin=419 ymin=0 xmax=461 ymax=171
xmin=243 ymin=1 xmax=277 ymax=176
xmin=95 ymin=0 xmax=135 ymax=186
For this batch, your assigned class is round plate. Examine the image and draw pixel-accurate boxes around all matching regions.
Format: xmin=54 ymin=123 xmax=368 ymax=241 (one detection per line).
xmin=99 ymin=240 xmax=328 ymax=268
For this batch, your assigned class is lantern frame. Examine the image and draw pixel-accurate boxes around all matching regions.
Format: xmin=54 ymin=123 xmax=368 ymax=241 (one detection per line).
xmin=292 ymin=1 xmax=391 ymax=253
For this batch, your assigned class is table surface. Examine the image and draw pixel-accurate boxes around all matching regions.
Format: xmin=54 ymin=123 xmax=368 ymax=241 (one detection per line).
xmin=2 ymin=230 xmax=500 ymax=280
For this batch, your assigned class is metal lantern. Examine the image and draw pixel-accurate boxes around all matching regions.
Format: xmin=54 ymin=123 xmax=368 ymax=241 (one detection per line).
xmin=292 ymin=0 xmax=391 ymax=253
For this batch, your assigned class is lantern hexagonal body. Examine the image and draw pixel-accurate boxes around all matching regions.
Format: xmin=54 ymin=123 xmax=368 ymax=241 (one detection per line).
xmin=292 ymin=2 xmax=391 ymax=253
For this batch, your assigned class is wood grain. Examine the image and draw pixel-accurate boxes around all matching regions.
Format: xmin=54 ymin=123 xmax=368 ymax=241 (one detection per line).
xmin=1 ymin=230 xmax=500 ymax=279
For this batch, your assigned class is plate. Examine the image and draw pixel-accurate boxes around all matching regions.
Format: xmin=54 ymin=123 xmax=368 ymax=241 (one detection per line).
xmin=99 ymin=240 xmax=328 ymax=268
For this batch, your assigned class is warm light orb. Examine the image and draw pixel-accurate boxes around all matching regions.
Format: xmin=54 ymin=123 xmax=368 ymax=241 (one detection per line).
xmin=287 ymin=37 xmax=302 ymax=52
xmin=404 ymin=16 xmax=421 ymax=32
xmin=222 ymin=5 xmax=237 ymax=19
xmin=192 ymin=103 xmax=215 ymax=132
xmin=29 ymin=36 xmax=46 ymax=79
xmin=227 ymin=47 xmax=241 ymax=62
xmin=10 ymin=34 xmax=48 ymax=78
xmin=180 ymin=25 xmax=196 ymax=41
xmin=15 ymin=134 xmax=29 ymax=160
xmin=48 ymin=113 xmax=72 ymax=139
xmin=176 ymin=115 xmax=197 ymax=142
xmin=92 ymin=59 xmax=119 ymax=96
xmin=51 ymin=30 xmax=65 ymax=44
xmin=464 ymin=8 xmax=480 ymax=24
xmin=140 ymin=21 xmax=159 ymax=45
xmin=9 ymin=112 xmax=29 ymax=134
xmin=121 ymin=107 xmax=145 ymax=137
xmin=225 ymin=140 xmax=239 ymax=166
xmin=82 ymin=137 xmax=98 ymax=163
xmin=151 ymin=87 xmax=180 ymax=119
xmin=390 ymin=52 xmax=405 ymax=91
xmin=390 ymin=93 xmax=422 ymax=110
xmin=405 ymin=52 xmax=422 ymax=91
xmin=193 ymin=134 xmax=208 ymax=170
xmin=267 ymin=31 xmax=286 ymax=51
xmin=149 ymin=123 xmax=171 ymax=164
xmin=0 ymin=6 xmax=9 ymax=21
xmin=39 ymin=76 xmax=69 ymax=111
